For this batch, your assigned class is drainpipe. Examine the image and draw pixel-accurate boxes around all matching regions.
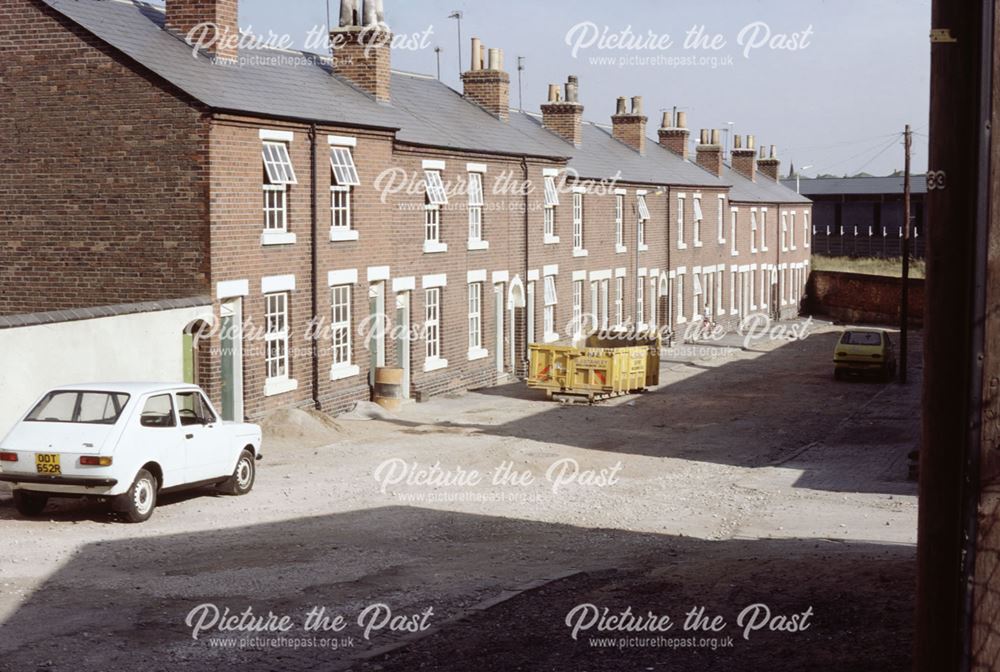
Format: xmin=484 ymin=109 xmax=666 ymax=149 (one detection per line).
xmin=664 ymin=185 xmax=672 ymax=343
xmin=521 ymin=156 xmax=530 ymax=372
xmin=309 ymin=123 xmax=321 ymax=410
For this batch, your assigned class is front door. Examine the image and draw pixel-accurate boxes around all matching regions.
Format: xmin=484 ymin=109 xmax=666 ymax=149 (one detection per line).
xmin=220 ymin=300 xmax=243 ymax=422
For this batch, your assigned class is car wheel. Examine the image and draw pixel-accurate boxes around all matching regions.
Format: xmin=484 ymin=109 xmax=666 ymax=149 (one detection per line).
xmin=120 ymin=469 xmax=157 ymax=524
xmin=221 ymin=449 xmax=256 ymax=496
xmin=12 ymin=491 xmax=48 ymax=517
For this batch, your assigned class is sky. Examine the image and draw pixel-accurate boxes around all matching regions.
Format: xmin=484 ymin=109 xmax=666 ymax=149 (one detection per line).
xmin=156 ymin=0 xmax=932 ymax=176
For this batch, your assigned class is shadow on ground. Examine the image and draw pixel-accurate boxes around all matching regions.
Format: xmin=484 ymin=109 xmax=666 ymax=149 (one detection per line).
xmin=0 ymin=507 xmax=914 ymax=672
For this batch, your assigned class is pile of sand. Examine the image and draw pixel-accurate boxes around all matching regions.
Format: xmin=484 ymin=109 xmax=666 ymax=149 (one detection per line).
xmin=260 ymin=407 xmax=344 ymax=446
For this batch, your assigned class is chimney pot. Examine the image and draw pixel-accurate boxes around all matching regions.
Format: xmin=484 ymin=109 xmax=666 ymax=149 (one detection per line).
xmin=747 ymin=135 xmax=755 ymax=150
xmin=676 ymin=111 xmax=687 ymax=129
xmin=631 ymin=96 xmax=643 ymax=115
xmin=711 ymin=129 xmax=721 ymax=145
xmin=487 ymin=48 xmax=501 ymax=71
xmin=770 ymin=145 xmax=778 ymax=159
xmin=470 ymin=38 xmax=482 ymax=71
xmin=339 ymin=0 xmax=360 ymax=27
xmin=362 ymin=0 xmax=377 ymax=25
xmin=734 ymin=135 xmax=743 ymax=150
xmin=661 ymin=111 xmax=672 ymax=129
xmin=696 ymin=129 xmax=724 ymax=177
xmin=615 ymin=97 xmax=627 ymax=115
xmin=547 ymin=84 xmax=560 ymax=103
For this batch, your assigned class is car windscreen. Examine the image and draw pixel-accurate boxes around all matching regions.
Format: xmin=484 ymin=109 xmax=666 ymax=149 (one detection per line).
xmin=841 ymin=332 xmax=883 ymax=346
xmin=25 ymin=391 xmax=130 ymax=425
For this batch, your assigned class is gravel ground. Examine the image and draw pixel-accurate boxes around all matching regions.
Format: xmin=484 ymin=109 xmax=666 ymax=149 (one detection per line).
xmin=0 ymin=319 xmax=920 ymax=671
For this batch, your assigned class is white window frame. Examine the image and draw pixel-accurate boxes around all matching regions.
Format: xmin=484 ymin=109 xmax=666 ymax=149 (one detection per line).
xmin=330 ymin=285 xmax=360 ymax=380
xmin=804 ymin=211 xmax=811 ymax=248
xmin=468 ymin=282 xmax=485 ymax=358
xmin=782 ymin=212 xmax=789 ymax=251
xmin=425 ymin=287 xmax=444 ymax=368
xmin=693 ymin=270 xmax=704 ymax=321
xmin=790 ymin=211 xmax=797 ymax=249
xmin=716 ymin=269 xmax=724 ymax=317
xmin=760 ymin=208 xmax=769 ymax=251
xmin=467 ymin=171 xmax=488 ymax=250
xmin=264 ymin=292 xmax=293 ymax=395
xmin=637 ymin=194 xmax=650 ymax=251
xmin=263 ymin=182 xmax=288 ymax=233
xmin=677 ymin=193 xmax=687 ymax=249
xmin=329 ymin=146 xmax=361 ymax=187
xmin=730 ymin=208 xmax=739 ymax=257
xmin=730 ymin=269 xmax=738 ymax=315
xmin=750 ymin=208 xmax=758 ymax=253
xmin=572 ymin=192 xmax=587 ymax=256
xmin=649 ymin=276 xmax=658 ymax=328
xmin=424 ymin=170 xmax=449 ymax=206
xmin=424 ymin=203 xmax=447 ymax=254
xmin=543 ymin=175 xmax=561 ymax=207
xmin=262 ymin=141 xmax=298 ymax=186
xmin=693 ymin=194 xmax=704 ymax=247
xmin=676 ymin=271 xmax=686 ymax=323
xmin=717 ymin=194 xmax=726 ymax=244
xmin=636 ymin=276 xmax=645 ymax=326
xmin=615 ymin=277 xmax=625 ymax=326
xmin=543 ymin=274 xmax=559 ymax=342
xmin=615 ymin=194 xmax=626 ymax=253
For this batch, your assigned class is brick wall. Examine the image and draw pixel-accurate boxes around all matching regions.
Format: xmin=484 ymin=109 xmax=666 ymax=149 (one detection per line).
xmin=0 ymin=0 xmax=211 ymax=316
xmin=805 ymin=270 xmax=923 ymax=327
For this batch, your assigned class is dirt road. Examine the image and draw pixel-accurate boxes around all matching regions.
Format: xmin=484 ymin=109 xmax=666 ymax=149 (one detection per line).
xmin=0 ymin=320 xmax=920 ymax=671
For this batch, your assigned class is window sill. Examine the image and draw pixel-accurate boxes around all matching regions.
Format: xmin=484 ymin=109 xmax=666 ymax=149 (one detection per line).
xmin=467 ymin=239 xmax=490 ymax=251
xmin=330 ymin=228 xmax=360 ymax=242
xmin=423 ymin=241 xmax=449 ymax=254
xmin=467 ymin=347 xmax=489 ymax=361
xmin=423 ymin=357 xmax=449 ymax=373
xmin=330 ymin=364 xmax=361 ymax=381
xmin=731 ymin=251 xmax=740 ymax=257
xmin=544 ymin=235 xmax=561 ymax=246
xmin=638 ymin=244 xmax=649 ymax=253
xmin=572 ymin=248 xmax=589 ymax=258
xmin=718 ymin=239 xmax=726 ymax=245
xmin=693 ymin=241 xmax=703 ymax=248
xmin=677 ymin=317 xmax=687 ymax=324
xmin=677 ymin=243 xmax=688 ymax=250
xmin=730 ymin=309 xmax=739 ymax=316
xmin=261 ymin=231 xmax=297 ymax=246
xmin=615 ymin=244 xmax=627 ymax=254
xmin=762 ymin=247 xmax=769 ymax=252
xmin=544 ymin=332 xmax=560 ymax=343
xmin=264 ymin=377 xmax=299 ymax=397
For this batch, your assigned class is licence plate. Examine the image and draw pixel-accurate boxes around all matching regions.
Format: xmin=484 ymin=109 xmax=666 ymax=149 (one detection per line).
xmin=35 ymin=453 xmax=61 ymax=475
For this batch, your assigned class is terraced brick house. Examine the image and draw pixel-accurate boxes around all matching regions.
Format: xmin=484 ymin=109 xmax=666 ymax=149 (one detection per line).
xmin=0 ymin=0 xmax=811 ymax=430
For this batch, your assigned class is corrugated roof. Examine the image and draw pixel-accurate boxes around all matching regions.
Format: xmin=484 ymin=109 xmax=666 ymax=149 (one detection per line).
xmin=782 ymin=176 xmax=929 ymax=196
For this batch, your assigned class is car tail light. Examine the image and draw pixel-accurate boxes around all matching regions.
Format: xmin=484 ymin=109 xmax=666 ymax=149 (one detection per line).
xmin=80 ymin=456 xmax=113 ymax=467
xmin=0 ymin=452 xmax=17 ymax=462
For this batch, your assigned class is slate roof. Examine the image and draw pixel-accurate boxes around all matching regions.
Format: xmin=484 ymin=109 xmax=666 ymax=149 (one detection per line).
xmin=39 ymin=0 xmax=807 ymax=200
xmin=726 ymin=166 xmax=812 ymax=204
xmin=781 ymin=175 xmax=928 ymax=196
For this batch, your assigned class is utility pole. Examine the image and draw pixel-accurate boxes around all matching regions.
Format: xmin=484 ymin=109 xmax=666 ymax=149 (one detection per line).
xmin=899 ymin=125 xmax=912 ymax=384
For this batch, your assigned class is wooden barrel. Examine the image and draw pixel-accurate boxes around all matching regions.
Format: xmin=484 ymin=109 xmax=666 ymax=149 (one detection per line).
xmin=373 ymin=367 xmax=405 ymax=411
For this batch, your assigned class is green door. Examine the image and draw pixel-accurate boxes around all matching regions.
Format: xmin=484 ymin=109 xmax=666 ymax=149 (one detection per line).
xmin=221 ymin=312 xmax=235 ymax=421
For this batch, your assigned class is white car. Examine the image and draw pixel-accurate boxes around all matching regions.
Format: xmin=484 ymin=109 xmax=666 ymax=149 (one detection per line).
xmin=0 ymin=383 xmax=262 ymax=523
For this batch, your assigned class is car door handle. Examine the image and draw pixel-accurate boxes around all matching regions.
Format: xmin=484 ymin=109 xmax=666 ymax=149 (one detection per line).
xmin=185 ymin=433 xmax=194 ymax=440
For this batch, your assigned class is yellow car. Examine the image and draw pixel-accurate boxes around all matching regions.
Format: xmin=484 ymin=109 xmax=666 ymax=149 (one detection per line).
xmin=833 ymin=328 xmax=897 ymax=382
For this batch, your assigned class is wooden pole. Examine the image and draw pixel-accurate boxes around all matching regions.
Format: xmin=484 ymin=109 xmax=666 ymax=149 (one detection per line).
xmin=900 ymin=125 xmax=912 ymax=384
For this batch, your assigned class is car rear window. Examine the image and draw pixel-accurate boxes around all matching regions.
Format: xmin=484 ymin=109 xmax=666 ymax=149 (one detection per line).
xmin=25 ymin=391 xmax=130 ymax=425
xmin=841 ymin=331 xmax=883 ymax=346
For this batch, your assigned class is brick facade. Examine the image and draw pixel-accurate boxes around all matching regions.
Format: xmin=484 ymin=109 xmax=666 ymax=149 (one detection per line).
xmin=2 ymin=0 xmax=812 ymax=422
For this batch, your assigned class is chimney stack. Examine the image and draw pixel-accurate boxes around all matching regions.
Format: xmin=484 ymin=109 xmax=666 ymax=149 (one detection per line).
xmin=658 ymin=108 xmax=690 ymax=160
xmin=461 ymin=38 xmax=511 ymax=120
xmin=330 ymin=0 xmax=393 ymax=103
xmin=757 ymin=144 xmax=781 ymax=181
xmin=165 ymin=0 xmax=239 ymax=62
xmin=541 ymin=76 xmax=584 ymax=146
xmin=696 ymin=128 xmax=723 ymax=177
xmin=611 ymin=95 xmax=648 ymax=155
xmin=731 ymin=134 xmax=758 ymax=182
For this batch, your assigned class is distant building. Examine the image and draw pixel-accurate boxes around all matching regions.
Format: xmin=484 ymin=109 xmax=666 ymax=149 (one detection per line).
xmin=781 ymin=176 xmax=927 ymax=258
